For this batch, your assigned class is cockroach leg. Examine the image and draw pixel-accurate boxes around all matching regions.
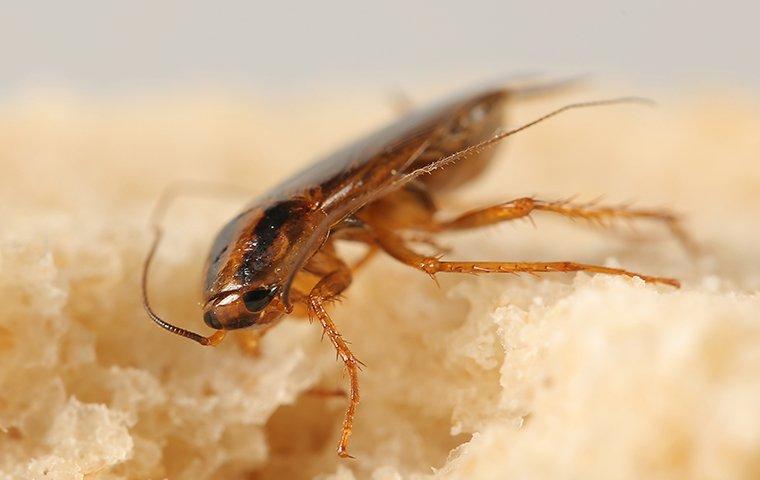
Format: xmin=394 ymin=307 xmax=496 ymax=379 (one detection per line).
xmin=370 ymin=225 xmax=680 ymax=287
xmin=303 ymin=256 xmax=361 ymax=458
xmin=308 ymin=293 xmax=361 ymax=458
xmin=436 ymin=197 xmax=696 ymax=252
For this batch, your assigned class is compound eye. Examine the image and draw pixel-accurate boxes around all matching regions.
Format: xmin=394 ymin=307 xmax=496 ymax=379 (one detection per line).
xmin=242 ymin=286 xmax=277 ymax=312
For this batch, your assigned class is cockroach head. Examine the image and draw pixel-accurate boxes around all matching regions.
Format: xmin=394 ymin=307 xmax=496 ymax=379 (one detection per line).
xmin=202 ymin=199 xmax=319 ymax=329
xmin=202 ymin=284 xmax=286 ymax=330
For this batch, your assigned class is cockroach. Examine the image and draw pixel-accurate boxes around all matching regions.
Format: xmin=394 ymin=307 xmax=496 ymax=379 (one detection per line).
xmin=142 ymin=81 xmax=688 ymax=458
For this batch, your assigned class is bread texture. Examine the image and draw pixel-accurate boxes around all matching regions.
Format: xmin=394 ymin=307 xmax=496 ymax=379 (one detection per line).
xmin=0 ymin=87 xmax=758 ymax=479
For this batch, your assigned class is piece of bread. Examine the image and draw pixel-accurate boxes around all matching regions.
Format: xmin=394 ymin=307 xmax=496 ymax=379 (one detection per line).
xmin=0 ymin=88 xmax=758 ymax=479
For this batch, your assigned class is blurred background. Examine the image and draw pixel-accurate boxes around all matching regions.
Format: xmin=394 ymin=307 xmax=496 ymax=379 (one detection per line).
xmin=1 ymin=0 xmax=758 ymax=98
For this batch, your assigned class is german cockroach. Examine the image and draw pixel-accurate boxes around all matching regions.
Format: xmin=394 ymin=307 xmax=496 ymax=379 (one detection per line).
xmin=143 ymin=81 xmax=688 ymax=458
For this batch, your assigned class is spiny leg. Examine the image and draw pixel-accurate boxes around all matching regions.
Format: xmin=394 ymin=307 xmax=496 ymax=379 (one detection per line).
xmin=371 ymin=225 xmax=680 ymax=287
xmin=303 ymin=251 xmax=361 ymax=458
xmin=435 ymin=197 xmax=696 ymax=253
xmin=308 ymin=293 xmax=361 ymax=458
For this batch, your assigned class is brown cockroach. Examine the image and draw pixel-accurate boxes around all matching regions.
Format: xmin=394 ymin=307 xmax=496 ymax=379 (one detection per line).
xmin=143 ymin=82 xmax=687 ymax=458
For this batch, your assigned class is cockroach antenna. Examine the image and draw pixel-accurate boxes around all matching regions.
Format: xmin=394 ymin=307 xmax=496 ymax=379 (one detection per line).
xmin=142 ymin=185 xmax=228 ymax=346
xmin=404 ymin=96 xmax=656 ymax=183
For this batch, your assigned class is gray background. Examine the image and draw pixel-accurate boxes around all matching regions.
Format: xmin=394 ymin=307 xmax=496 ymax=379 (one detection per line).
xmin=1 ymin=0 xmax=757 ymax=96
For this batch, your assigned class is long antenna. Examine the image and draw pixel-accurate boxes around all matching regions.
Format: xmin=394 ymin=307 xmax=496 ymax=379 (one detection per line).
xmin=141 ymin=181 xmax=243 ymax=346
xmin=142 ymin=225 xmax=225 ymax=346
xmin=352 ymin=97 xmax=654 ymax=210
xmin=404 ymin=96 xmax=655 ymax=182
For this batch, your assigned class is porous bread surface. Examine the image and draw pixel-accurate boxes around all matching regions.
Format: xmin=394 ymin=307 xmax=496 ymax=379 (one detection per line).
xmin=0 ymin=88 xmax=758 ymax=479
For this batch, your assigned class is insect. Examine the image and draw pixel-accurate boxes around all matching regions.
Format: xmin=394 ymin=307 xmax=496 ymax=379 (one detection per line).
xmin=143 ymin=81 xmax=688 ymax=458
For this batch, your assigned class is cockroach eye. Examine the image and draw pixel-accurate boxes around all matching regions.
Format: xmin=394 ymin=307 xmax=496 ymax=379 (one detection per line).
xmin=242 ymin=286 xmax=277 ymax=312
